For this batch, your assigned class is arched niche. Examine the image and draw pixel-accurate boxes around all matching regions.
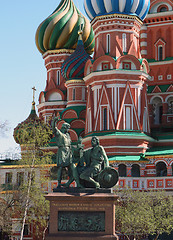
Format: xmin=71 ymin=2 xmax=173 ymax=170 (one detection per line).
xmin=166 ymin=96 xmax=173 ymax=114
xmin=48 ymin=92 xmax=62 ymax=101
xmin=131 ymin=164 xmax=140 ymax=177
xmin=118 ymin=164 xmax=127 ymax=177
xmin=151 ymin=96 xmax=163 ymax=124
xmin=156 ymin=162 xmax=167 ymax=177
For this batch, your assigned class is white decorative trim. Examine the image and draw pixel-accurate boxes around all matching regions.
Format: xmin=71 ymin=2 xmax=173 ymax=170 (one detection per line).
xmin=84 ymin=69 xmax=150 ymax=81
xmin=146 ymin=10 xmax=173 ymax=18
xmin=140 ymin=33 xmax=147 ymax=38
xmin=141 ymin=50 xmax=147 ymax=55
xmin=140 ymin=42 xmax=147 ymax=47
xmin=149 ymin=60 xmax=173 ymax=66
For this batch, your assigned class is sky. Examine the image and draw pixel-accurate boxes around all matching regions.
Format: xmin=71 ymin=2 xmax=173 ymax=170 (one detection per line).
xmin=0 ymin=0 xmax=86 ymax=157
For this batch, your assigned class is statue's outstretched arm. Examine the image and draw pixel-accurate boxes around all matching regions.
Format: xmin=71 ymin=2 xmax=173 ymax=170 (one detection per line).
xmin=52 ymin=117 xmax=60 ymax=135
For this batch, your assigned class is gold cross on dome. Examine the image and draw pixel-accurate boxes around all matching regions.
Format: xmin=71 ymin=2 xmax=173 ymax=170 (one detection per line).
xmin=32 ymin=86 xmax=36 ymax=103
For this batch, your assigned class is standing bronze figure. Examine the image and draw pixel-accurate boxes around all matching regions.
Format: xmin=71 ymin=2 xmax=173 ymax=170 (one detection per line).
xmin=52 ymin=117 xmax=82 ymax=188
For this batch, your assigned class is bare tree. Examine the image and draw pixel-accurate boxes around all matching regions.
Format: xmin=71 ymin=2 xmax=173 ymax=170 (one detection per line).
xmin=0 ymin=121 xmax=9 ymax=136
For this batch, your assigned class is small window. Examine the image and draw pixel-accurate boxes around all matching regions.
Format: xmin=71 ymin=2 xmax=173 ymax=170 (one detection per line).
xmin=73 ymin=88 xmax=75 ymax=100
xmin=123 ymin=62 xmax=131 ymax=70
xmin=102 ymin=62 xmax=110 ymax=70
xmin=17 ymin=172 xmax=24 ymax=186
xmin=106 ymin=34 xmax=110 ymax=53
xmin=167 ymin=74 xmax=171 ymax=80
xmin=57 ymin=70 xmax=60 ymax=85
xmin=23 ymin=224 xmax=29 ymax=236
xmin=82 ymin=87 xmax=85 ymax=101
xmin=103 ymin=108 xmax=107 ymax=130
xmin=158 ymin=75 xmax=163 ymax=80
xmin=28 ymin=171 xmax=35 ymax=183
xmin=125 ymin=107 xmax=131 ymax=129
xmin=5 ymin=172 xmax=12 ymax=184
xmin=158 ymin=45 xmax=163 ymax=61
xmin=122 ymin=33 xmax=127 ymax=52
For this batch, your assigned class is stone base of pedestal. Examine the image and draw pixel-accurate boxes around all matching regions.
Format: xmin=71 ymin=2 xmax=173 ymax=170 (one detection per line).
xmin=45 ymin=189 xmax=119 ymax=240
xmin=46 ymin=233 xmax=118 ymax=240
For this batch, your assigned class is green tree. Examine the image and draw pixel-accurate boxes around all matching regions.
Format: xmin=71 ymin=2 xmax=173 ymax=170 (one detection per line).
xmin=115 ymin=188 xmax=173 ymax=240
xmin=0 ymin=189 xmax=14 ymax=238
xmin=13 ymin=116 xmax=53 ymax=240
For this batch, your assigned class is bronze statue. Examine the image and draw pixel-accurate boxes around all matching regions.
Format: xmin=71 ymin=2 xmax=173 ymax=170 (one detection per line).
xmin=80 ymin=136 xmax=109 ymax=188
xmin=52 ymin=116 xmax=118 ymax=189
xmin=52 ymin=117 xmax=82 ymax=188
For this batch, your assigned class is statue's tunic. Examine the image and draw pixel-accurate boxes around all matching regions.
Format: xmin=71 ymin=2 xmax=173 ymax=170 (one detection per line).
xmin=82 ymin=145 xmax=109 ymax=177
xmin=54 ymin=130 xmax=72 ymax=167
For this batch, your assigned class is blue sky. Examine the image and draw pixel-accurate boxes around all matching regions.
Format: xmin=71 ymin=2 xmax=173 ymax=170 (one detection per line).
xmin=0 ymin=0 xmax=86 ymax=155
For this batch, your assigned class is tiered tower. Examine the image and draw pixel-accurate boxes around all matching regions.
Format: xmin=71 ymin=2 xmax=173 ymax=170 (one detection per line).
xmin=35 ymin=0 xmax=95 ymax=124
xmin=141 ymin=0 xmax=173 ymax=141
xmin=83 ymin=0 xmax=152 ymax=158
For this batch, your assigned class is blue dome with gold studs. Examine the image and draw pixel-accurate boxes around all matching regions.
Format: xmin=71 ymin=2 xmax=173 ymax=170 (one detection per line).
xmin=61 ymin=29 xmax=91 ymax=80
xmin=84 ymin=0 xmax=150 ymax=21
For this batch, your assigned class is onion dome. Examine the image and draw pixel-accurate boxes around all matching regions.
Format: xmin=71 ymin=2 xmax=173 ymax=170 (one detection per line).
xmin=35 ymin=0 xmax=95 ymax=55
xmin=61 ymin=27 xmax=91 ymax=80
xmin=84 ymin=0 xmax=150 ymax=21
xmin=13 ymin=101 xmax=52 ymax=146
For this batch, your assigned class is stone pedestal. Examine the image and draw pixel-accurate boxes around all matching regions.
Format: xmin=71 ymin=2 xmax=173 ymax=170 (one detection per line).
xmin=45 ymin=189 xmax=119 ymax=240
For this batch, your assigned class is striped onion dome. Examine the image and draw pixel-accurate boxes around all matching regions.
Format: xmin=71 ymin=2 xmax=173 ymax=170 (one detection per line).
xmin=35 ymin=0 xmax=95 ymax=55
xmin=84 ymin=0 xmax=150 ymax=21
xmin=61 ymin=31 xmax=91 ymax=80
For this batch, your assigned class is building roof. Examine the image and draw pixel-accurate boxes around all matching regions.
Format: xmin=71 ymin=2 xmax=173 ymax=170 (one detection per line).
xmin=145 ymin=146 xmax=173 ymax=156
xmin=109 ymin=155 xmax=148 ymax=162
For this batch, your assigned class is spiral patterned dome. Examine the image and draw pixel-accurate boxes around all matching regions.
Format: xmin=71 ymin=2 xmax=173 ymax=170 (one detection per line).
xmin=84 ymin=0 xmax=150 ymax=21
xmin=35 ymin=0 xmax=95 ymax=55
xmin=61 ymin=33 xmax=91 ymax=80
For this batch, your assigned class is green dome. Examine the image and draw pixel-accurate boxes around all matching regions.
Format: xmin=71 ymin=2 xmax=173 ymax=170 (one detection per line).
xmin=35 ymin=0 xmax=95 ymax=55
xmin=13 ymin=102 xmax=52 ymax=146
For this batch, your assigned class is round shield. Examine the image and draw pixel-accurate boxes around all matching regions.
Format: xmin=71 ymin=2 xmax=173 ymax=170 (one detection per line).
xmin=98 ymin=167 xmax=119 ymax=188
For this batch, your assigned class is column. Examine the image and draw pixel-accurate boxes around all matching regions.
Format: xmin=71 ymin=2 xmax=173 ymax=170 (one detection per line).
xmin=167 ymin=165 xmax=172 ymax=176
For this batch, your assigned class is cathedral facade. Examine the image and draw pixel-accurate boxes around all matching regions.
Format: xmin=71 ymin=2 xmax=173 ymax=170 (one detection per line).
xmin=34 ymin=0 xmax=173 ymax=191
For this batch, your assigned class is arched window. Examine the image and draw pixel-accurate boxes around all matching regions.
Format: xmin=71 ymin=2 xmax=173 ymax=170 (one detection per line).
xmin=151 ymin=97 xmax=163 ymax=124
xmin=122 ymin=33 xmax=127 ymax=52
xmin=118 ymin=164 xmax=127 ymax=177
xmin=160 ymin=7 xmax=167 ymax=12
xmin=157 ymin=5 xmax=168 ymax=13
xmin=131 ymin=164 xmax=140 ymax=177
xmin=167 ymin=96 xmax=173 ymax=114
xmin=156 ymin=162 xmax=167 ymax=176
xmin=106 ymin=34 xmax=110 ymax=53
